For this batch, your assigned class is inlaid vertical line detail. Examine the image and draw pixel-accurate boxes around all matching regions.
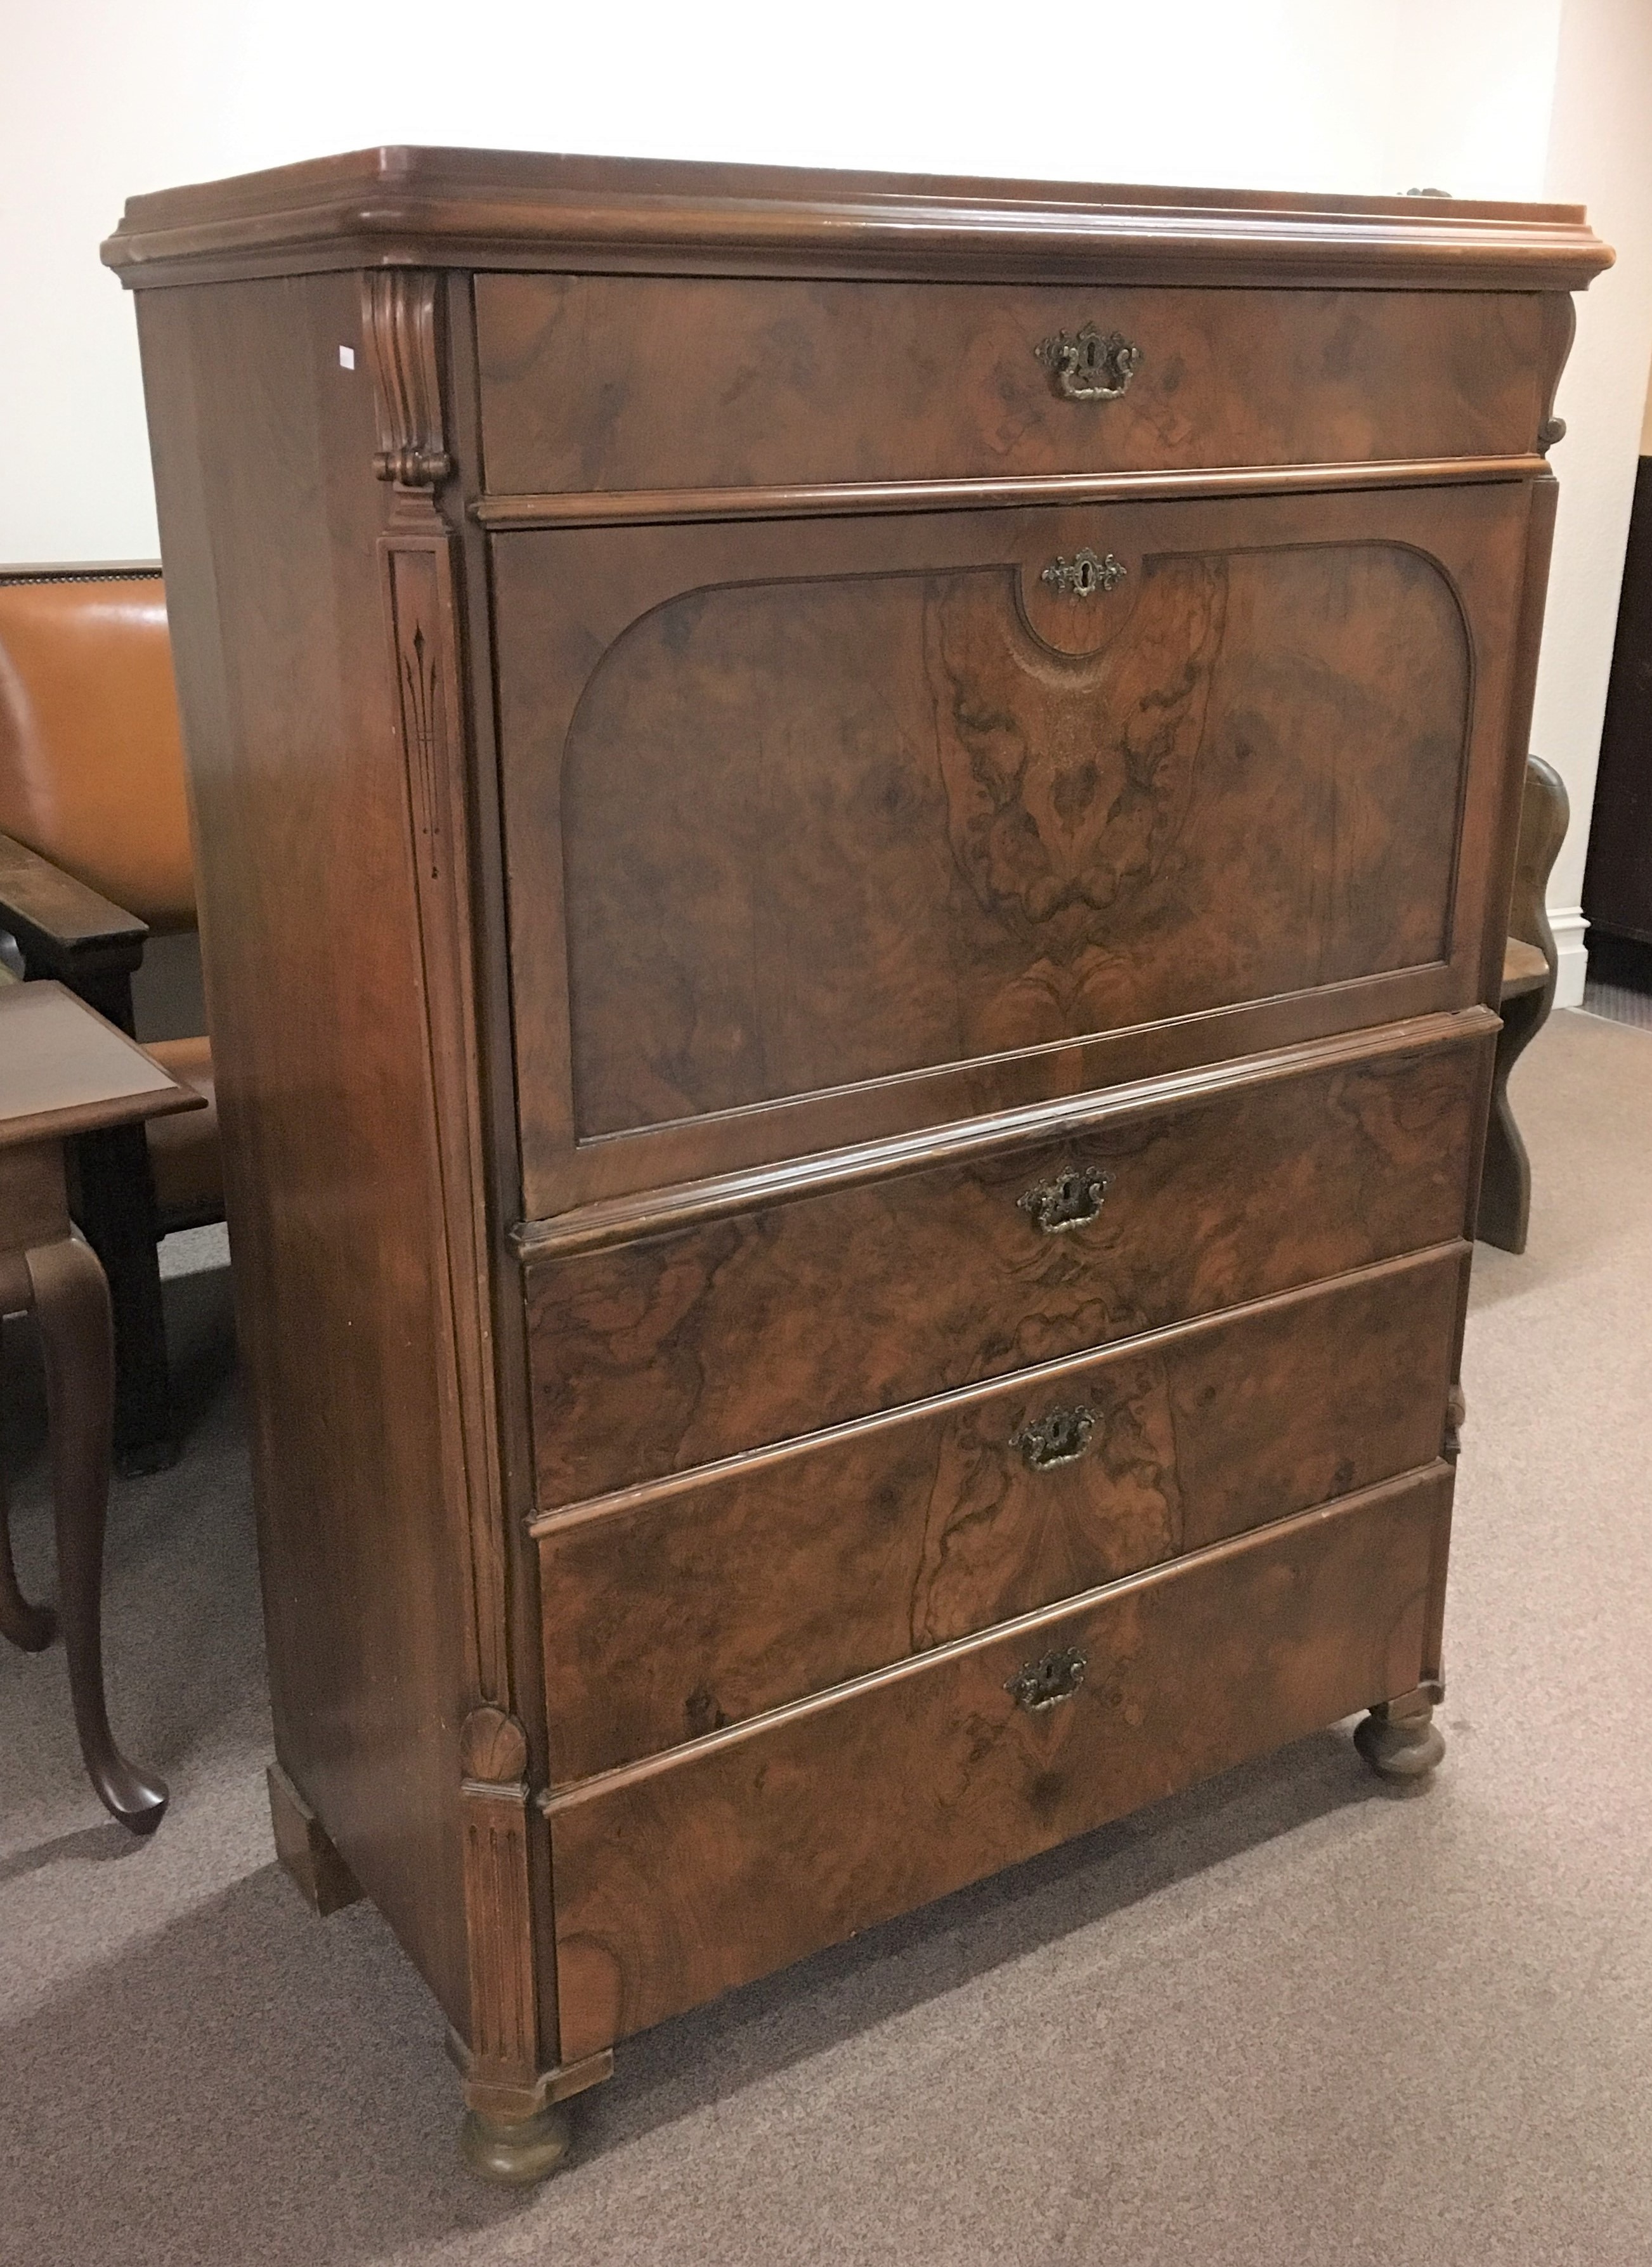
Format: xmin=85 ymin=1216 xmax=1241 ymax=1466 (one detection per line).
xmin=461 ymin=1783 xmax=540 ymax=2082
xmin=401 ymin=621 xmax=443 ymax=880
xmin=382 ymin=533 xmax=511 ymax=1711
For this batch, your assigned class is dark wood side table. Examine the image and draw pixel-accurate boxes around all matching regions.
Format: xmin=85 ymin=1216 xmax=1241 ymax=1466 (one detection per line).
xmin=0 ymin=978 xmax=204 ymax=1831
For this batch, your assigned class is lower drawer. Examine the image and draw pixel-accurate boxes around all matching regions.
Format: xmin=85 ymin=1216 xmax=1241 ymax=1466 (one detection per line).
xmin=536 ymin=1245 xmax=1465 ymax=1780
xmin=547 ymin=1463 xmax=1450 ymax=2059
xmin=524 ymin=1017 xmax=1489 ymax=1505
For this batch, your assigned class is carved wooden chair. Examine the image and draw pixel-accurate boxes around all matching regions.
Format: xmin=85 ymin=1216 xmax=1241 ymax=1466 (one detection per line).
xmin=1476 ymin=753 xmax=1569 ymax=1254
xmin=0 ymin=566 xmax=222 ymax=1465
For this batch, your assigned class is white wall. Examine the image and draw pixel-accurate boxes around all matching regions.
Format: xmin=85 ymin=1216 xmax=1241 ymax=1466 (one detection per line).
xmin=3 ymin=0 xmax=1646 ymax=961
xmin=0 ymin=0 xmax=1570 ymax=562
xmin=1533 ymin=0 xmax=1652 ymax=998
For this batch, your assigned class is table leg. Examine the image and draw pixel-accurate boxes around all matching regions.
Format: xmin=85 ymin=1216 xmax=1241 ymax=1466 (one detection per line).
xmin=72 ymin=1120 xmax=176 ymax=1472
xmin=1 ymin=1522 xmax=58 ymax=1655
xmin=23 ymin=1233 xmax=168 ymax=1833
xmin=0 ymin=1526 xmax=57 ymax=1651
xmin=0 ymin=1295 xmax=56 ymax=1651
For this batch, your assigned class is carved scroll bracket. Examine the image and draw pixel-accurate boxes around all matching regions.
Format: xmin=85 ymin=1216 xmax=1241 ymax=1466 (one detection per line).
xmin=1536 ymin=294 xmax=1576 ymax=456
xmin=363 ymin=271 xmax=453 ymax=513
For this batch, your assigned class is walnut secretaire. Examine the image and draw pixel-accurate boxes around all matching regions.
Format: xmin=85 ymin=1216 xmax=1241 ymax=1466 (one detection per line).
xmin=102 ymin=152 xmax=1610 ymax=2180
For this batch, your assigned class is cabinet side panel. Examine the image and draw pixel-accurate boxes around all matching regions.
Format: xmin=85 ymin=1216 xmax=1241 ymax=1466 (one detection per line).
xmin=134 ymin=275 xmax=470 ymax=2027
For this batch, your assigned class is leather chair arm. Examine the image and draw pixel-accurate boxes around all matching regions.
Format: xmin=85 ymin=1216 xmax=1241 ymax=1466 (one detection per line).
xmin=0 ymin=829 xmax=147 ymax=982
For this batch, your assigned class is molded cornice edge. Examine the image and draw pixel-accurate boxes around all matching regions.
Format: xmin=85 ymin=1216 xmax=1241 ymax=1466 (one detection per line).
xmin=101 ymin=145 xmax=1615 ymax=292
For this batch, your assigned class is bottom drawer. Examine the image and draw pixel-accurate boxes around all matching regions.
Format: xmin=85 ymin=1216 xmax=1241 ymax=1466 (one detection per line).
xmin=547 ymin=1463 xmax=1450 ymax=2059
xmin=537 ymin=1247 xmax=1464 ymax=1781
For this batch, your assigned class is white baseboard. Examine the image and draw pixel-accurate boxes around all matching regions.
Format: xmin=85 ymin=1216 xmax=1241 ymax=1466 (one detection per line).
xmin=1550 ymin=906 xmax=1588 ymax=1008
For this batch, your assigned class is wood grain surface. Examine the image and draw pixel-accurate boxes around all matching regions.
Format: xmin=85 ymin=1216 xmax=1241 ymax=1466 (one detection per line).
xmin=514 ymin=1010 xmax=1495 ymax=1263
xmin=537 ymin=1245 xmax=1464 ymax=1780
xmin=524 ymin=1026 xmax=1487 ymax=1505
xmin=561 ymin=538 xmax=1467 ymax=1134
xmin=546 ymin=1464 xmax=1451 ymax=2058
xmin=493 ymin=479 xmax=1530 ymax=1211
xmin=133 ymin=273 xmax=477 ymax=2029
xmin=475 ymin=277 xmax=1552 ymax=496
xmin=472 ymin=456 xmax=1552 ymax=533
xmin=101 ymin=148 xmax=1612 ymax=294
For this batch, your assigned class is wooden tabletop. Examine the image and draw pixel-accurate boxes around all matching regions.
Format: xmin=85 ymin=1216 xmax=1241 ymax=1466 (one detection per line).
xmin=0 ymin=980 xmax=205 ymax=1148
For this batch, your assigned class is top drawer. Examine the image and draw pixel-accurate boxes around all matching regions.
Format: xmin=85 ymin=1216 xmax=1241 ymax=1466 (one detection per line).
xmin=474 ymin=276 xmax=1551 ymax=497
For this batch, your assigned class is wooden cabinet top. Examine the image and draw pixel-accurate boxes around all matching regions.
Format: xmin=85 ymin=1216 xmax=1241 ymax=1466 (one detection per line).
xmin=101 ymin=145 xmax=1613 ymax=292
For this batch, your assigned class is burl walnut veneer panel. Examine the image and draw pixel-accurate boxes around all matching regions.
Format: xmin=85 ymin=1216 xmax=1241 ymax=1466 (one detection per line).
xmin=561 ymin=540 xmax=1466 ymax=1133
xmin=475 ymin=277 xmax=1553 ymax=496
xmin=547 ymin=1466 xmax=1451 ymax=2058
xmin=524 ymin=1025 xmax=1488 ymax=1507
xmin=537 ymin=1247 xmax=1464 ymax=1781
xmin=493 ymin=479 xmax=1532 ymax=1208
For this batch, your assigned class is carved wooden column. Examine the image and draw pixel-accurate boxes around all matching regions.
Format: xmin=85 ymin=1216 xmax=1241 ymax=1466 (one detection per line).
xmin=452 ymin=1706 xmax=572 ymax=2181
xmin=363 ymin=268 xmax=510 ymax=1717
xmin=363 ymin=273 xmax=583 ymax=2176
xmin=1355 ymin=1380 xmax=1461 ymax=1782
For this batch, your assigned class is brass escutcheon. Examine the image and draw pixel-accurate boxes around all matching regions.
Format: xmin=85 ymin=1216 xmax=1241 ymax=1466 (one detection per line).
xmin=1040 ymin=549 xmax=1127 ymax=600
xmin=1034 ymin=323 xmax=1142 ymax=402
xmin=1005 ymin=1646 xmax=1089 ymax=1712
xmin=1018 ymin=1165 xmax=1107 ymax=1233
xmin=1011 ymin=1407 xmax=1097 ymax=1471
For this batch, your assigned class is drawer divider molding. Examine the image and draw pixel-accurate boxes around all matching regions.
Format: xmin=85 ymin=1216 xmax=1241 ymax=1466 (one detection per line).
xmin=526 ymin=1238 xmax=1468 ymax=1535
xmin=540 ymin=1462 xmax=1450 ymax=1808
xmin=475 ymin=455 xmax=1548 ymax=531
xmin=514 ymin=1006 xmax=1497 ymax=1262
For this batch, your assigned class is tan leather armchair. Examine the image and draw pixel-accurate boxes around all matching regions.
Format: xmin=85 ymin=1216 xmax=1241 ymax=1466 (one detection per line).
xmin=0 ymin=567 xmax=222 ymax=1464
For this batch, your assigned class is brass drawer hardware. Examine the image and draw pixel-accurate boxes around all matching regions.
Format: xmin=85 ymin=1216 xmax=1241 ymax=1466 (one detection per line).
xmin=1040 ymin=548 xmax=1127 ymax=600
xmin=1005 ymin=1645 xmax=1089 ymax=1712
xmin=1035 ymin=322 xmax=1142 ymax=402
xmin=1011 ymin=1406 xmax=1097 ymax=1471
xmin=1018 ymin=1165 xmax=1108 ymax=1233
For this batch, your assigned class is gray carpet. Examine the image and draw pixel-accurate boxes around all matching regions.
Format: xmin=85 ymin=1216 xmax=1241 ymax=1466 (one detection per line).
xmin=3 ymin=1008 xmax=1650 ymax=2266
xmin=1582 ymin=974 xmax=1652 ymax=1030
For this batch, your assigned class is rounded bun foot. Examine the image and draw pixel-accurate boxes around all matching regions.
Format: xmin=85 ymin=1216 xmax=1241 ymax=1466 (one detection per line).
xmin=1356 ymin=1698 xmax=1445 ymax=1781
xmin=458 ymin=2100 xmax=574 ymax=2186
